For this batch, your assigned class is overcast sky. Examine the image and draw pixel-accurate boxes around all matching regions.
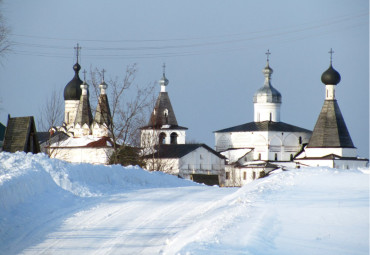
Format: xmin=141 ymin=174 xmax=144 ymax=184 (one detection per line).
xmin=0 ymin=0 xmax=368 ymax=157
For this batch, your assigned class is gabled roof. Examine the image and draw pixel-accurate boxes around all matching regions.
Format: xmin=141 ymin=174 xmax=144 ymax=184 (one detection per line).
xmin=214 ymin=121 xmax=311 ymax=133
xmin=307 ymin=100 xmax=354 ymax=148
xmin=2 ymin=116 xmax=40 ymax=153
xmin=144 ymin=144 xmax=226 ymax=159
xmin=147 ymin=92 xmax=179 ymax=128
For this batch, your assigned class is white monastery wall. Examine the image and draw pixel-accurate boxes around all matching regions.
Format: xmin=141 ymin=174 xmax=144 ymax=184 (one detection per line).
xmin=50 ymin=147 xmax=113 ymax=165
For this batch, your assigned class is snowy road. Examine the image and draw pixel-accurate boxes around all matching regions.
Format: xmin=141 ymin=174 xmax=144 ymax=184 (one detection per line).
xmin=20 ymin=187 xmax=236 ymax=255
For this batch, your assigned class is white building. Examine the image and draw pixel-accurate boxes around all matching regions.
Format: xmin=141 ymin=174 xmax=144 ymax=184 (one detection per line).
xmin=295 ymin=51 xmax=368 ymax=169
xmin=141 ymin=65 xmax=226 ymax=185
xmin=215 ymin=52 xmax=312 ymax=186
xmin=46 ymin=48 xmax=114 ymax=165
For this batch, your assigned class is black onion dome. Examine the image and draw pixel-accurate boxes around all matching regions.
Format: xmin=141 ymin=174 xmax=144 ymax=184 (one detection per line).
xmin=64 ymin=63 xmax=83 ymax=100
xmin=321 ymin=64 xmax=341 ymax=85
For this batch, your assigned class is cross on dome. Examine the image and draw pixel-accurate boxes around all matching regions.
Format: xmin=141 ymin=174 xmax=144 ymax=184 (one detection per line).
xmin=102 ymin=69 xmax=106 ymax=81
xmin=265 ymin=49 xmax=271 ymax=62
xmin=162 ymin=63 xmax=166 ymax=75
xmin=82 ymin=69 xmax=87 ymax=81
xmin=328 ymin=48 xmax=334 ymax=64
xmin=74 ymin=43 xmax=82 ymax=63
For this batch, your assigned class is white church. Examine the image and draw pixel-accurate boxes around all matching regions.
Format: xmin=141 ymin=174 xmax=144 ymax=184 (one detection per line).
xmin=295 ymin=50 xmax=368 ymax=169
xmin=214 ymin=51 xmax=312 ymax=186
xmin=44 ymin=45 xmax=115 ymax=164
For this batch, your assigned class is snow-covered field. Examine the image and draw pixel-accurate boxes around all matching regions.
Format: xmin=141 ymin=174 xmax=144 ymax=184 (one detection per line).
xmin=0 ymin=152 xmax=368 ymax=255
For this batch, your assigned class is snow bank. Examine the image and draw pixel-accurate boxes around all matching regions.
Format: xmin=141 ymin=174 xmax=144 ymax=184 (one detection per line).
xmin=169 ymin=167 xmax=369 ymax=255
xmin=0 ymin=152 xmax=195 ymax=211
xmin=0 ymin=152 xmax=368 ymax=254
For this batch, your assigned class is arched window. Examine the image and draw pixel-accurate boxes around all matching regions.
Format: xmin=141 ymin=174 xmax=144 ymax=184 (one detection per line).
xmin=290 ymin=154 xmax=294 ymax=161
xmin=159 ymin=132 xmax=166 ymax=144
xmin=274 ymin=153 xmax=278 ymax=161
xmin=170 ymin=132 xmax=178 ymax=144
xmin=299 ymin=136 xmax=302 ymax=144
xmin=269 ymin=112 xmax=272 ymax=121
xmin=258 ymin=153 xmax=261 ymax=160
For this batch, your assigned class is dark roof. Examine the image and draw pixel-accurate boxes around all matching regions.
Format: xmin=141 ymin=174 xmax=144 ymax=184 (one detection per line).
xmin=64 ymin=63 xmax=83 ymax=100
xmin=307 ymin=100 xmax=354 ymax=148
xmin=144 ymin=144 xmax=226 ymax=159
xmin=140 ymin=125 xmax=188 ymax=130
xmin=2 ymin=116 xmax=40 ymax=153
xmin=214 ymin=121 xmax=311 ymax=133
xmin=147 ymin=92 xmax=179 ymax=128
xmin=321 ymin=64 xmax=341 ymax=85
xmin=74 ymin=92 xmax=93 ymax=126
xmin=0 ymin=122 xmax=5 ymax=141
xmin=36 ymin=131 xmax=68 ymax=144
xmin=94 ymin=93 xmax=111 ymax=126
xmin=37 ymin=132 xmax=52 ymax=144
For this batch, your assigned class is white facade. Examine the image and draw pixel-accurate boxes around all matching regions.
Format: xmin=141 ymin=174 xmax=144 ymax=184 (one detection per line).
xmin=224 ymin=164 xmax=268 ymax=187
xmin=144 ymin=145 xmax=225 ymax=185
xmin=64 ymin=100 xmax=79 ymax=126
xmin=303 ymin=147 xmax=357 ymax=158
xmin=295 ymin=158 xmax=368 ymax=169
xmin=254 ymin=102 xmax=281 ymax=122
xmin=47 ymin=136 xmax=114 ymax=165
xmin=215 ymin=130 xmax=311 ymax=161
xmin=49 ymin=147 xmax=113 ymax=165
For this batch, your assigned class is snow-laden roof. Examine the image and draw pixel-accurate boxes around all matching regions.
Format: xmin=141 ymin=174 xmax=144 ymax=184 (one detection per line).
xmin=49 ymin=135 xmax=113 ymax=148
xmin=221 ymin=148 xmax=252 ymax=164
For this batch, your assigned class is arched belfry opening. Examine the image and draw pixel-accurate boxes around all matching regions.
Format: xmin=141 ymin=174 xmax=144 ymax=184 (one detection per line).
xmin=159 ymin=132 xmax=166 ymax=144
xmin=170 ymin=132 xmax=178 ymax=144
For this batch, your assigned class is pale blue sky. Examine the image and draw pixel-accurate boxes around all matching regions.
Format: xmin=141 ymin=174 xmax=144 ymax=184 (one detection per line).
xmin=0 ymin=0 xmax=368 ymax=157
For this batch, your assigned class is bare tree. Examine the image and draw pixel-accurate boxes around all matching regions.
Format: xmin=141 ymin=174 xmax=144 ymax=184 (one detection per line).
xmin=37 ymin=87 xmax=64 ymax=131
xmin=0 ymin=0 xmax=11 ymax=58
xmin=89 ymin=64 xmax=156 ymax=165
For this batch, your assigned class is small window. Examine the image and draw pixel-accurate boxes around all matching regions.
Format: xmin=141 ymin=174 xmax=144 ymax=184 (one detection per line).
xmin=200 ymin=154 xmax=203 ymax=159
xmin=258 ymin=153 xmax=261 ymax=160
xmin=252 ymin=172 xmax=256 ymax=179
xmin=164 ymin=109 xmax=169 ymax=124
xmin=226 ymin=172 xmax=230 ymax=180
xmin=299 ymin=136 xmax=302 ymax=144
xmin=290 ymin=154 xmax=294 ymax=161
xmin=243 ymin=172 xmax=246 ymax=180
xmin=269 ymin=112 xmax=272 ymax=121
xmin=275 ymin=153 xmax=278 ymax=161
